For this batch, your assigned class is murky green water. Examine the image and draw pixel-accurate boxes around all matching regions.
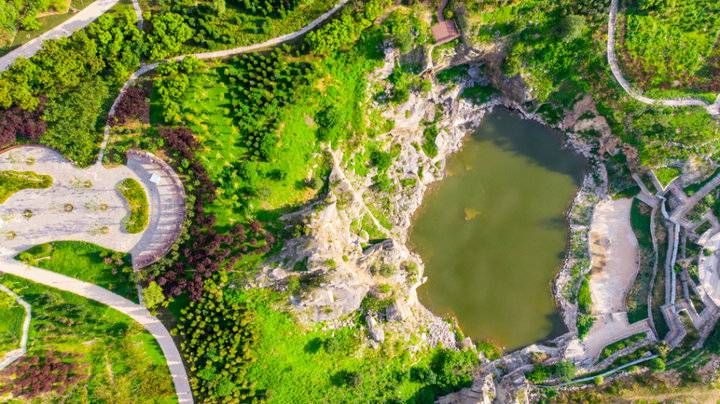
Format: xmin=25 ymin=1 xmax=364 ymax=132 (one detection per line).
xmin=411 ymin=108 xmax=586 ymax=350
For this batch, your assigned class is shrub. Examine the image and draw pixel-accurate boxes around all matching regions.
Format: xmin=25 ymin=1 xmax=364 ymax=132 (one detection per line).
xmin=116 ymin=178 xmax=149 ymax=234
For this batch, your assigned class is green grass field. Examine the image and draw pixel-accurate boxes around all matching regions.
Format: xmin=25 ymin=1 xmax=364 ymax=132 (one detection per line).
xmin=116 ymin=178 xmax=149 ymax=234
xmin=0 ymin=291 xmax=25 ymax=356
xmin=151 ymin=28 xmax=387 ymax=227
xmin=0 ymin=170 xmax=53 ymax=204
xmin=15 ymin=241 xmax=137 ymax=303
xmin=0 ymin=275 xmax=174 ymax=403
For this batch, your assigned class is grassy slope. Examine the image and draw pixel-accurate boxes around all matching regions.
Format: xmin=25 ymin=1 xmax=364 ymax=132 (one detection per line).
xmin=0 ymin=274 xmax=174 ymax=403
xmin=244 ymin=289 xmax=473 ymax=403
xmin=620 ymin=0 xmax=720 ymax=95
xmin=0 ymin=170 xmax=53 ymax=203
xmin=0 ymin=292 xmax=25 ymax=356
xmin=153 ymin=30 xmax=386 ymax=227
xmin=16 ymin=241 xmax=137 ymax=303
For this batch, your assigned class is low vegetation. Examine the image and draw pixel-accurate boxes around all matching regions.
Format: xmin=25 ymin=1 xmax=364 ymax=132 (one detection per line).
xmin=576 ymin=276 xmax=594 ymax=339
xmin=626 ymin=198 xmax=654 ymax=322
xmin=0 ymin=290 xmax=24 ymax=356
xmin=598 ymin=332 xmax=647 ymax=362
xmin=0 ymin=275 xmax=175 ymax=402
xmin=16 ymin=241 xmax=136 ymax=302
xmin=0 ymin=170 xmax=52 ymax=203
xmin=116 ymin=178 xmax=149 ymax=234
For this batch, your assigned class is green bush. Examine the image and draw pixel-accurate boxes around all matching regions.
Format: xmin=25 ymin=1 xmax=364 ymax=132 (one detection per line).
xmin=0 ymin=170 xmax=52 ymax=203
xmin=116 ymin=178 xmax=149 ymax=234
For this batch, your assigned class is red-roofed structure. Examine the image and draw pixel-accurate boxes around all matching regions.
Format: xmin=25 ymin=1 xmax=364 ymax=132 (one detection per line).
xmin=431 ymin=0 xmax=460 ymax=45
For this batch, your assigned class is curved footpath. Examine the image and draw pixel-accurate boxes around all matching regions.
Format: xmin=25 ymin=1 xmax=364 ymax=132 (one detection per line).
xmin=97 ymin=0 xmax=350 ymax=160
xmin=0 ymin=284 xmax=31 ymax=370
xmin=607 ymin=0 xmax=720 ymax=117
xmin=0 ymin=258 xmax=193 ymax=403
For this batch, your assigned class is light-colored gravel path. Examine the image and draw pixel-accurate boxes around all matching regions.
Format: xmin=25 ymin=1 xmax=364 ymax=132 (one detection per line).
xmin=0 ymin=259 xmax=192 ymax=403
xmin=607 ymin=0 xmax=720 ymax=117
xmin=127 ymin=150 xmax=186 ymax=269
xmin=0 ymin=284 xmax=31 ymax=370
xmin=0 ymin=146 xmax=145 ymax=253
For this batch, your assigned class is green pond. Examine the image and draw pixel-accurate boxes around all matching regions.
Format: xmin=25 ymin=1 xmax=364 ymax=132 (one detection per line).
xmin=411 ymin=108 xmax=586 ymax=350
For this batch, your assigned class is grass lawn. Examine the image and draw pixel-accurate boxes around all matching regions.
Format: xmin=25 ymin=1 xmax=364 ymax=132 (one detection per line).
xmin=0 ymin=275 xmax=175 ymax=403
xmin=244 ymin=289 xmax=476 ymax=403
xmin=0 ymin=170 xmax=53 ymax=204
xmin=0 ymin=291 xmax=25 ymax=357
xmin=15 ymin=241 xmax=138 ymax=303
xmin=116 ymin=178 xmax=149 ymax=233
xmin=654 ymin=167 xmax=681 ymax=188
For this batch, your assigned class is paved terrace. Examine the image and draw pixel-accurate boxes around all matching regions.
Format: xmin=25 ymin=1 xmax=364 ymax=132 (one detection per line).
xmin=0 ymin=145 xmax=191 ymax=402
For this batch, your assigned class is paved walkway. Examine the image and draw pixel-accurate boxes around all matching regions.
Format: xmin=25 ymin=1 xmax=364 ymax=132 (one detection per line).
xmin=0 ymin=259 xmax=192 ymax=403
xmin=607 ymin=0 xmax=720 ymax=117
xmin=0 ymin=0 xmax=121 ymax=72
xmin=0 ymin=284 xmax=31 ymax=370
xmin=127 ymin=150 xmax=186 ymax=269
xmin=0 ymin=145 xmax=191 ymax=402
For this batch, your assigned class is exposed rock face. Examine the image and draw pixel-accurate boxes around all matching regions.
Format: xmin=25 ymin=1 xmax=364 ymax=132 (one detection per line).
xmin=259 ymin=50 xmax=498 ymax=350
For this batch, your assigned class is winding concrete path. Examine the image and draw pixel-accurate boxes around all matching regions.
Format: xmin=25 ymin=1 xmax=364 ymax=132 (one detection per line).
xmin=97 ymin=0 xmax=351 ymax=161
xmin=607 ymin=0 xmax=720 ymax=117
xmin=0 ymin=284 xmax=31 ymax=370
xmin=0 ymin=259 xmax=193 ymax=403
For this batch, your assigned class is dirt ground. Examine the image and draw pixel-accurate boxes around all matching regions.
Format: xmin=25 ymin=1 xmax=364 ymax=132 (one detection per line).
xmin=589 ymin=197 xmax=640 ymax=314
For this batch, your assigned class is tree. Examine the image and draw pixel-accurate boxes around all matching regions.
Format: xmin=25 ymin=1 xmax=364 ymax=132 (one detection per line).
xmin=147 ymin=12 xmax=193 ymax=60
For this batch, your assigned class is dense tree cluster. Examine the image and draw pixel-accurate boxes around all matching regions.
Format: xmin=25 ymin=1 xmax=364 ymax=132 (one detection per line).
xmin=176 ymin=275 xmax=259 ymax=401
xmin=222 ymin=50 xmax=309 ymax=161
xmin=304 ymin=0 xmax=390 ymax=55
xmin=0 ymin=352 xmax=83 ymax=398
xmin=0 ymin=0 xmax=68 ymax=46
xmin=109 ymin=85 xmax=150 ymax=126
xmin=144 ymin=126 xmax=274 ymax=300
xmin=0 ymin=97 xmax=46 ymax=148
xmin=0 ymin=9 xmax=143 ymax=164
xmin=234 ymin=0 xmax=299 ymax=17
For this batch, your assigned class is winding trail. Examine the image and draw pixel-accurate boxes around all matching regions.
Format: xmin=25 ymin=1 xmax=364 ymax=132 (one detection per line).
xmin=607 ymin=0 xmax=720 ymax=117
xmin=97 ymin=0 xmax=351 ymax=162
xmin=0 ymin=284 xmax=31 ymax=370
xmin=0 ymin=259 xmax=193 ymax=403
